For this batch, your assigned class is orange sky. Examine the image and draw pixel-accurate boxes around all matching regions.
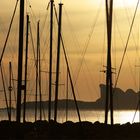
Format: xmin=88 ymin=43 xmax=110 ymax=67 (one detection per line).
xmin=0 ymin=0 xmax=140 ymax=107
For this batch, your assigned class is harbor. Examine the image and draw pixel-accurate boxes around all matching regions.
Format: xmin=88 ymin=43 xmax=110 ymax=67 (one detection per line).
xmin=0 ymin=0 xmax=140 ymax=139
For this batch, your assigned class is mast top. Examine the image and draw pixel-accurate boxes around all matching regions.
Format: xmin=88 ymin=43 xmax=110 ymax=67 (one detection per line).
xmin=59 ymin=0 xmax=63 ymax=4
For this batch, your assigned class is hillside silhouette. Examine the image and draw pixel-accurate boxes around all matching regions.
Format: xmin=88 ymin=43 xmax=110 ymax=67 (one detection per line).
xmin=98 ymin=84 xmax=139 ymax=110
xmin=18 ymin=84 xmax=139 ymax=110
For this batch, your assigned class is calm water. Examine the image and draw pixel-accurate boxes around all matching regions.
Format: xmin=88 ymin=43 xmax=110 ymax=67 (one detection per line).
xmin=0 ymin=109 xmax=140 ymax=124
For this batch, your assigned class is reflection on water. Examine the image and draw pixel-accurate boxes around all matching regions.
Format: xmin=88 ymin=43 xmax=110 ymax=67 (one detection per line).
xmin=0 ymin=109 xmax=139 ymax=124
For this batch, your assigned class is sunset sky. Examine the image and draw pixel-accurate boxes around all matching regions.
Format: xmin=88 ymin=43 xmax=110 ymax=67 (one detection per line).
xmin=0 ymin=0 xmax=140 ymax=107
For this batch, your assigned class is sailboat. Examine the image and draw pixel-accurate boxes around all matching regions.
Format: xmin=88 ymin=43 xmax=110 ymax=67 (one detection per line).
xmin=1 ymin=0 xmax=140 ymax=140
xmin=14 ymin=0 xmax=81 ymax=123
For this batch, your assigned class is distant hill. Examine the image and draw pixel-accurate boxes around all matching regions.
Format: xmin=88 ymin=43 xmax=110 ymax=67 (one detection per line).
xmin=98 ymin=84 xmax=139 ymax=110
xmin=20 ymin=84 xmax=139 ymax=110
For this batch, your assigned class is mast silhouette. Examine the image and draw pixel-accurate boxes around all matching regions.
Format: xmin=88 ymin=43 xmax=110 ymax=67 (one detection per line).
xmin=9 ymin=62 xmax=12 ymax=121
xmin=1 ymin=65 xmax=10 ymax=120
xmin=48 ymin=0 xmax=54 ymax=122
xmin=54 ymin=3 xmax=81 ymax=122
xmin=105 ymin=0 xmax=114 ymax=125
xmin=35 ymin=21 xmax=40 ymax=121
xmin=23 ymin=14 xmax=30 ymax=123
xmin=38 ymin=21 xmax=42 ymax=120
xmin=54 ymin=3 xmax=63 ymax=122
xmin=133 ymin=65 xmax=140 ymax=122
xmin=16 ymin=0 xmax=25 ymax=123
xmin=66 ymin=68 xmax=68 ymax=121
xmin=0 ymin=65 xmax=10 ymax=121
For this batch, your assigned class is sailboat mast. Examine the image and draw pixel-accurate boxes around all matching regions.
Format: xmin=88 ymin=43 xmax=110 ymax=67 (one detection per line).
xmin=48 ymin=0 xmax=54 ymax=122
xmin=16 ymin=0 xmax=25 ymax=123
xmin=38 ymin=21 xmax=42 ymax=120
xmin=54 ymin=3 xmax=63 ymax=122
xmin=109 ymin=0 xmax=114 ymax=125
xmin=23 ymin=14 xmax=30 ymax=123
xmin=66 ymin=67 xmax=68 ymax=121
xmin=53 ymin=4 xmax=81 ymax=122
xmin=1 ymin=65 xmax=10 ymax=120
xmin=9 ymin=61 xmax=12 ymax=121
xmin=105 ymin=0 xmax=109 ymax=125
xmin=35 ymin=21 xmax=40 ymax=121
xmin=105 ymin=0 xmax=114 ymax=125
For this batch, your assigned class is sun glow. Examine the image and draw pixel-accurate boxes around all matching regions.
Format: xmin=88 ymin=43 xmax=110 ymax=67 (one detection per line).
xmin=114 ymin=0 xmax=138 ymax=8
xmin=88 ymin=0 xmax=138 ymax=9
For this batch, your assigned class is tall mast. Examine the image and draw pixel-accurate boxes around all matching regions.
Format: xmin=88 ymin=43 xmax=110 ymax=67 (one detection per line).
xmin=105 ymin=0 xmax=114 ymax=125
xmin=133 ymin=65 xmax=140 ymax=122
xmin=9 ymin=62 xmax=12 ymax=121
xmin=1 ymin=65 xmax=10 ymax=120
xmin=53 ymin=3 xmax=81 ymax=122
xmin=35 ymin=21 xmax=40 ymax=121
xmin=16 ymin=0 xmax=25 ymax=123
xmin=48 ymin=0 xmax=54 ymax=122
xmin=23 ymin=14 xmax=30 ymax=123
xmin=54 ymin=3 xmax=63 ymax=122
xmin=62 ymin=38 xmax=81 ymax=122
xmin=38 ymin=21 xmax=42 ymax=120
xmin=105 ymin=0 xmax=109 ymax=124
xmin=66 ymin=67 xmax=68 ymax=121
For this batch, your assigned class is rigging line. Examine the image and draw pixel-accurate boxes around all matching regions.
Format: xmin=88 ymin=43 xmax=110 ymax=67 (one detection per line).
xmin=136 ymin=28 xmax=140 ymax=61
xmin=41 ymin=37 xmax=49 ymax=61
xmin=120 ymin=4 xmax=138 ymax=89
xmin=41 ymin=33 xmax=50 ymax=60
xmin=59 ymin=5 xmax=98 ymax=100
xmin=30 ymin=25 xmax=36 ymax=63
xmin=53 ymin=5 xmax=74 ymax=83
xmin=2 ymin=64 xmax=9 ymax=91
xmin=63 ymin=8 xmax=83 ymax=64
xmin=40 ymin=6 xmax=49 ymax=38
xmin=113 ymin=13 xmax=119 ymax=110
xmin=114 ymin=0 xmax=140 ymax=89
xmin=63 ymin=7 xmax=82 ymax=53
xmin=126 ymin=53 xmax=137 ymax=88
xmin=84 ymin=61 xmax=98 ymax=96
xmin=132 ymin=99 xmax=139 ymax=123
xmin=114 ymin=10 xmax=138 ymax=81
xmin=0 ymin=64 xmax=10 ymax=120
xmin=54 ymin=4 xmax=81 ymax=122
xmin=0 ymin=0 xmax=19 ymax=65
xmin=27 ymin=26 xmax=37 ymax=95
xmin=123 ymin=1 xmax=140 ymax=59
xmin=11 ymin=64 xmax=16 ymax=105
xmin=72 ymin=2 xmax=102 ymax=86
xmin=40 ymin=11 xmax=50 ymax=63
xmin=113 ymin=11 xmax=117 ymax=80
xmin=28 ymin=67 xmax=36 ymax=95
xmin=64 ymin=3 xmax=101 ymax=87
xmin=3 ymin=63 xmax=16 ymax=107
xmin=100 ymin=18 xmax=106 ymax=84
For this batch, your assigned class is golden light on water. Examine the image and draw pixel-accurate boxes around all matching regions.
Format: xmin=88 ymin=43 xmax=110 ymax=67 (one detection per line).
xmin=0 ymin=109 xmax=139 ymax=124
xmin=117 ymin=111 xmax=140 ymax=124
